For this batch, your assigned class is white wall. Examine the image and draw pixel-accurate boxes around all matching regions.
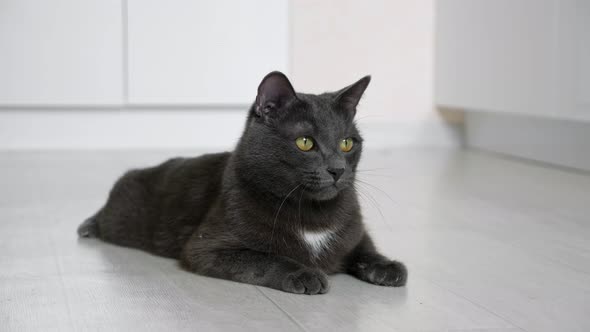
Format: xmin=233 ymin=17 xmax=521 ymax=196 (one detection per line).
xmin=0 ymin=0 xmax=287 ymax=150
xmin=0 ymin=0 xmax=461 ymax=150
xmin=290 ymin=0 xmax=461 ymax=146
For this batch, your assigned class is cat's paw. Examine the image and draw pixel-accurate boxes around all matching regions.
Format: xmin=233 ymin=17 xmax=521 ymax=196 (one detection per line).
xmin=282 ymin=268 xmax=329 ymax=295
xmin=358 ymin=260 xmax=407 ymax=287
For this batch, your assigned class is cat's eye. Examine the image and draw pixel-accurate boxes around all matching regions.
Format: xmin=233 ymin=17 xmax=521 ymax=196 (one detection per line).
xmin=295 ymin=137 xmax=314 ymax=151
xmin=340 ymin=138 xmax=354 ymax=152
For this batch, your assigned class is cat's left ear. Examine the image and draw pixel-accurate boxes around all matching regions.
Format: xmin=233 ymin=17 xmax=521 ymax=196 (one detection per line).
xmin=334 ymin=75 xmax=371 ymax=117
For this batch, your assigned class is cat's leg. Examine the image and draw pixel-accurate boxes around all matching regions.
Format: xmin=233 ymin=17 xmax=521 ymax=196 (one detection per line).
xmin=182 ymin=239 xmax=329 ymax=295
xmin=345 ymin=233 xmax=407 ymax=287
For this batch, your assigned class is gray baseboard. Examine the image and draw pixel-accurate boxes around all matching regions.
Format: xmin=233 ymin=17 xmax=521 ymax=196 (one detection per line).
xmin=466 ymin=112 xmax=590 ymax=171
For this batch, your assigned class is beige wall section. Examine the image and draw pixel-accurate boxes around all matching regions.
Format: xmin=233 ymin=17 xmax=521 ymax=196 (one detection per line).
xmin=290 ymin=0 xmax=447 ymax=129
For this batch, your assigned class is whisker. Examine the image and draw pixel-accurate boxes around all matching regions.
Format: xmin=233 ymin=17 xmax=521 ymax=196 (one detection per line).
xmin=356 ymin=168 xmax=396 ymax=172
xmin=355 ymin=179 xmax=399 ymax=207
xmin=353 ymin=184 xmax=393 ymax=232
xmin=268 ymin=183 xmax=302 ymax=255
xmin=356 ymin=173 xmax=396 ymax=179
xmin=298 ymin=184 xmax=306 ymax=228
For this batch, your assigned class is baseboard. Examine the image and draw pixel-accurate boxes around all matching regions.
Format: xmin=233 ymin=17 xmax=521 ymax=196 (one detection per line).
xmin=0 ymin=110 xmax=462 ymax=150
xmin=359 ymin=118 xmax=463 ymax=148
xmin=465 ymin=111 xmax=590 ymax=171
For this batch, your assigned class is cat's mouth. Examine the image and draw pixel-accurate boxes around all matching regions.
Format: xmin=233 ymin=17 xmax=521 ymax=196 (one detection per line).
xmin=304 ymin=182 xmax=341 ymax=201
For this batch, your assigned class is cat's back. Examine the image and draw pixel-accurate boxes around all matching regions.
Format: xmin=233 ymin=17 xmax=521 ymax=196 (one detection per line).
xmin=86 ymin=151 xmax=232 ymax=258
xmin=120 ymin=151 xmax=232 ymax=206
xmin=159 ymin=152 xmax=231 ymax=185
xmin=157 ymin=152 xmax=231 ymax=202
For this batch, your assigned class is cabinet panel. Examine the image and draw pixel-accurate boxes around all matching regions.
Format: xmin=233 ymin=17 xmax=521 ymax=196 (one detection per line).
xmin=435 ymin=0 xmax=557 ymax=116
xmin=0 ymin=0 xmax=123 ymax=104
xmin=127 ymin=0 xmax=289 ymax=105
xmin=577 ymin=0 xmax=590 ymax=107
xmin=436 ymin=0 xmax=590 ymax=120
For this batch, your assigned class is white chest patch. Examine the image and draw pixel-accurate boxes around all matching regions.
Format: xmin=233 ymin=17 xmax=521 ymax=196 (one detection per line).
xmin=302 ymin=230 xmax=335 ymax=257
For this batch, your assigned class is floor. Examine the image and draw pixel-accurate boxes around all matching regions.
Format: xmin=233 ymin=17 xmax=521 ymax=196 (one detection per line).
xmin=1 ymin=148 xmax=589 ymax=332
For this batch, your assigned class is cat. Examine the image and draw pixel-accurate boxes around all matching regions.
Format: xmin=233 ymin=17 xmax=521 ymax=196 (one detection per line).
xmin=77 ymin=71 xmax=407 ymax=295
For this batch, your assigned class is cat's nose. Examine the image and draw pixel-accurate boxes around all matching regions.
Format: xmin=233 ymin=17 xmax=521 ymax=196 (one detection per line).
xmin=327 ymin=167 xmax=345 ymax=182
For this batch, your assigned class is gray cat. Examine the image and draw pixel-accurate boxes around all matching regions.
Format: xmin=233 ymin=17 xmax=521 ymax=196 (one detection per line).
xmin=78 ymin=72 xmax=407 ymax=294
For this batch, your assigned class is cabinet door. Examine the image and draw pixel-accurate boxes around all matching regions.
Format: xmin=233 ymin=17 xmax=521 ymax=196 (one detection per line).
xmin=0 ymin=0 xmax=123 ymax=105
xmin=127 ymin=0 xmax=289 ymax=105
xmin=576 ymin=1 xmax=590 ymax=109
xmin=435 ymin=0 xmax=556 ymax=116
xmin=436 ymin=0 xmax=590 ymax=121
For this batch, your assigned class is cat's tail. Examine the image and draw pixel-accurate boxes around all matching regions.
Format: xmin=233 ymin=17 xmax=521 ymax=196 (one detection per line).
xmin=77 ymin=213 xmax=100 ymax=238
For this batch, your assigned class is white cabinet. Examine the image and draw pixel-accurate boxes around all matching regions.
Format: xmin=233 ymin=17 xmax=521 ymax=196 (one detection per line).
xmin=435 ymin=0 xmax=590 ymax=121
xmin=578 ymin=1 xmax=590 ymax=107
xmin=0 ymin=0 xmax=288 ymax=106
xmin=126 ymin=0 xmax=289 ymax=105
xmin=0 ymin=0 xmax=123 ymax=105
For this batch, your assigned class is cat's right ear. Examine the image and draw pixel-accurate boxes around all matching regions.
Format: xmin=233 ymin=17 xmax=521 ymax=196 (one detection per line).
xmin=255 ymin=71 xmax=297 ymax=117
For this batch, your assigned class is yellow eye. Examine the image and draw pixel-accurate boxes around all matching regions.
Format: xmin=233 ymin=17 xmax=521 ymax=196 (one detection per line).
xmin=340 ymin=138 xmax=354 ymax=152
xmin=295 ymin=137 xmax=314 ymax=151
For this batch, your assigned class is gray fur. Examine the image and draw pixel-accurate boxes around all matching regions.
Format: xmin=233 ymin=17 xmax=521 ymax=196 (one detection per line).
xmin=78 ymin=72 xmax=407 ymax=295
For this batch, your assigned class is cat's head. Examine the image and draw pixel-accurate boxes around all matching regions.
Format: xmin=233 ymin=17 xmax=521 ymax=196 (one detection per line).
xmin=236 ymin=71 xmax=370 ymax=201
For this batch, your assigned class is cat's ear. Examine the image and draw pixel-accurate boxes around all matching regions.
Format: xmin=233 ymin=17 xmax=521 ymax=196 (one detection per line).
xmin=334 ymin=75 xmax=371 ymax=117
xmin=255 ymin=71 xmax=297 ymax=117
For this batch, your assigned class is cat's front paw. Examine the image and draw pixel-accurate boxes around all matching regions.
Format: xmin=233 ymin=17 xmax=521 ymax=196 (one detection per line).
xmin=282 ymin=268 xmax=329 ymax=295
xmin=358 ymin=260 xmax=407 ymax=287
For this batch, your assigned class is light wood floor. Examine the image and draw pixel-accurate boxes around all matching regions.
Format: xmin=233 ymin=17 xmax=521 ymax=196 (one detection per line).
xmin=1 ymin=148 xmax=589 ymax=332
